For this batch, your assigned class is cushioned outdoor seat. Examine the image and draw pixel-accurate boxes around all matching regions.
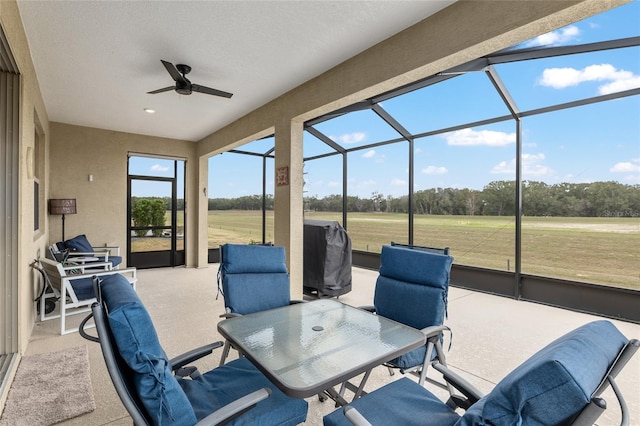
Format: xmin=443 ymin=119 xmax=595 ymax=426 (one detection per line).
xmin=36 ymin=256 xmax=136 ymax=334
xmin=359 ymin=244 xmax=454 ymax=394
xmin=53 ymin=234 xmax=122 ymax=269
xmin=324 ymin=320 xmax=639 ymax=426
xmin=218 ymin=243 xmax=291 ymax=315
xmin=217 ymin=243 xmax=302 ymax=365
xmin=82 ymin=273 xmax=307 ymax=425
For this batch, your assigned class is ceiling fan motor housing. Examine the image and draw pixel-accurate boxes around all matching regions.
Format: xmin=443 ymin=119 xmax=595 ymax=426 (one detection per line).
xmin=175 ymin=79 xmax=192 ymax=95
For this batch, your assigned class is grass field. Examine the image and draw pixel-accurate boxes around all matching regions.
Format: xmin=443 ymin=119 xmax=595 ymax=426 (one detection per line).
xmin=206 ymin=210 xmax=640 ymax=291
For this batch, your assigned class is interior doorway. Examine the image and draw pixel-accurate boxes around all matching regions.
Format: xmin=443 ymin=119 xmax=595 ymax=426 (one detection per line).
xmin=127 ymin=155 xmax=185 ymax=268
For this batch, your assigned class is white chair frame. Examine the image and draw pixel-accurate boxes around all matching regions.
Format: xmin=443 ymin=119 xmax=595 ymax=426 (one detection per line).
xmin=37 ymin=257 xmax=137 ymax=334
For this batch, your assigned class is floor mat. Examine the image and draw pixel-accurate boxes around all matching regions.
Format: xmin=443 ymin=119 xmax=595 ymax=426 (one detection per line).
xmin=0 ymin=345 xmax=95 ymax=425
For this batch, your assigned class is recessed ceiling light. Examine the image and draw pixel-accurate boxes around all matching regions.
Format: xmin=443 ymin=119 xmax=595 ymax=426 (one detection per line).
xmin=144 ymin=108 xmax=156 ymax=114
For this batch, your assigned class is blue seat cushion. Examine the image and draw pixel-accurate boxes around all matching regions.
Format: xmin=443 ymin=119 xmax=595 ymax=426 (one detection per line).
xmin=107 ymin=255 xmax=122 ymax=267
xmin=179 ymin=357 xmax=308 ymax=426
xmin=458 ymin=320 xmax=628 ymax=425
xmin=378 ymin=244 xmax=453 ymax=288
xmin=100 ymin=274 xmax=197 ymax=426
xmin=221 ymin=244 xmax=288 ymax=274
xmin=374 ymin=275 xmax=446 ymax=330
xmin=323 ymin=377 xmax=460 ymax=426
xmin=64 ymin=234 xmax=93 ymax=253
xmin=69 ymin=276 xmax=97 ymax=300
xmin=222 ymin=273 xmax=290 ymax=315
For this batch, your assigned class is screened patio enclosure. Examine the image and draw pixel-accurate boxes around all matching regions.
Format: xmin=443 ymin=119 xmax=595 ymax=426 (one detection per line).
xmin=208 ymin=24 xmax=640 ymax=322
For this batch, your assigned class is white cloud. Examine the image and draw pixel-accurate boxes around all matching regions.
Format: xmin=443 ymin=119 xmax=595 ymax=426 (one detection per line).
xmin=391 ymin=178 xmax=406 ymax=186
xmin=538 ymin=64 xmax=640 ymax=95
xmin=442 ymin=128 xmax=516 ymax=147
xmin=421 ymin=165 xmax=448 ymax=175
xmin=150 ymin=164 xmax=170 ymax=172
xmin=610 ymin=160 xmax=640 ymax=173
xmin=599 ymin=76 xmax=640 ymax=94
xmin=362 ymin=150 xmax=376 ymax=158
xmin=491 ymin=153 xmax=552 ymax=177
xmin=525 ymin=25 xmax=580 ymax=47
xmin=330 ymin=132 xmax=366 ymax=144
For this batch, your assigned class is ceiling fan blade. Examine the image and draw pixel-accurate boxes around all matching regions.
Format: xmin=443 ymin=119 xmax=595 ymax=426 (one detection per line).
xmin=192 ymin=84 xmax=233 ymax=98
xmin=161 ymin=60 xmax=185 ymax=83
xmin=147 ymin=86 xmax=175 ymax=94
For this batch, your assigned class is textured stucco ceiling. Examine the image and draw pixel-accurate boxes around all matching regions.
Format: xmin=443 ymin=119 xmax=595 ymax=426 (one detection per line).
xmin=17 ymin=1 xmax=455 ymax=141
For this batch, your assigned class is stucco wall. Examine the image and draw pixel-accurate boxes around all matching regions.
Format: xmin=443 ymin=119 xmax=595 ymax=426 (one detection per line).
xmin=49 ymin=123 xmax=198 ymax=267
xmin=0 ymin=0 xmax=50 ymax=358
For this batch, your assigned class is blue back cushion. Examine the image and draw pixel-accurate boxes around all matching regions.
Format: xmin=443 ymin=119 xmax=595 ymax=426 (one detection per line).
xmin=220 ymin=244 xmax=290 ymax=315
xmin=374 ymin=276 xmax=445 ymax=330
xmin=457 ymin=320 xmax=628 ymax=426
xmin=223 ymin=274 xmax=290 ymax=315
xmin=64 ymin=234 xmax=93 ymax=252
xmin=378 ymin=244 xmax=452 ymax=287
xmin=375 ymin=245 xmax=452 ymax=328
xmin=221 ymin=244 xmax=288 ymax=274
xmin=375 ymin=245 xmax=453 ymax=369
xmin=100 ymin=274 xmax=197 ymax=426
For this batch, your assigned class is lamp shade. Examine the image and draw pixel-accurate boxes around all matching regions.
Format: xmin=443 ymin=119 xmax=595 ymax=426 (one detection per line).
xmin=49 ymin=199 xmax=77 ymax=215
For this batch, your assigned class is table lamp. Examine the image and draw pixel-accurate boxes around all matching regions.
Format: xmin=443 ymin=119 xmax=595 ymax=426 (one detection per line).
xmin=49 ymin=199 xmax=76 ymax=241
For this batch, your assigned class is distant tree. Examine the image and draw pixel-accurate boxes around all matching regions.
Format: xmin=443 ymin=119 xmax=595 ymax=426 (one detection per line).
xmin=150 ymin=199 xmax=166 ymax=237
xmin=132 ymin=199 xmax=152 ymax=237
xmin=482 ymin=181 xmax=516 ymax=216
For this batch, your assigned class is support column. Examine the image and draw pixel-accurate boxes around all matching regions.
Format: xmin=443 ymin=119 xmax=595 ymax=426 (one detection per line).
xmin=274 ymin=119 xmax=304 ymax=299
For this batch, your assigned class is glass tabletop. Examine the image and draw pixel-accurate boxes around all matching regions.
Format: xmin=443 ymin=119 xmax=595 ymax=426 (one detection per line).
xmin=217 ymin=299 xmax=426 ymax=398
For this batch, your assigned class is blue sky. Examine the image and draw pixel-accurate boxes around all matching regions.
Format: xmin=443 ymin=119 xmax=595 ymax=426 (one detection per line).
xmin=135 ymin=2 xmax=640 ymax=199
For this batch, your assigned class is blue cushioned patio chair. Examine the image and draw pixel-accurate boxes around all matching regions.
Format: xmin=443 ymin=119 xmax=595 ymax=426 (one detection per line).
xmin=358 ymin=244 xmax=455 ymax=395
xmin=324 ymin=320 xmax=639 ymax=426
xmin=216 ymin=243 xmax=302 ymax=365
xmin=80 ymin=273 xmax=308 ymax=426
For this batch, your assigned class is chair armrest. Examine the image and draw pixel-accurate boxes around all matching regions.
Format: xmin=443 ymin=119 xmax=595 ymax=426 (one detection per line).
xmin=358 ymin=305 xmax=376 ymax=313
xmin=61 ymin=261 xmax=113 ymax=271
xmin=420 ymin=325 xmax=450 ymax=339
xmin=343 ymin=406 xmax=373 ymax=426
xmin=432 ymin=362 xmax=484 ymax=404
xmin=62 ymin=268 xmax=137 ymax=289
xmin=169 ymin=342 xmax=224 ymax=371
xmin=67 ymin=251 xmax=109 ymax=257
xmin=196 ymin=388 xmax=271 ymax=426
xmin=92 ymin=245 xmax=121 ymax=256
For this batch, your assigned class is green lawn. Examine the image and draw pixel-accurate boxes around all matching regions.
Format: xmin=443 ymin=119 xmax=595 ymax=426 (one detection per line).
xmin=205 ymin=210 xmax=639 ymax=291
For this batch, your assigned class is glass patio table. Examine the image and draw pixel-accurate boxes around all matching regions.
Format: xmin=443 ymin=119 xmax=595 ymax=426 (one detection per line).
xmin=217 ymin=298 xmax=426 ymax=405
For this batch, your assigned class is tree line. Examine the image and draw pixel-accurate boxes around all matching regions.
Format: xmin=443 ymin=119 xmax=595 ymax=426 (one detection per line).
xmin=144 ymin=180 xmax=640 ymax=217
xmin=313 ymin=181 xmax=639 ymax=217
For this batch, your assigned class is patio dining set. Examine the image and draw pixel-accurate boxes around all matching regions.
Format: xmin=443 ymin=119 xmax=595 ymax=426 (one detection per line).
xmin=38 ymin=238 xmax=638 ymax=425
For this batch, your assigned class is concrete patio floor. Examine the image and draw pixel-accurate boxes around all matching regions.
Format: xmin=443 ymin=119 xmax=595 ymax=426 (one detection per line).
xmin=24 ymin=266 xmax=639 ymax=425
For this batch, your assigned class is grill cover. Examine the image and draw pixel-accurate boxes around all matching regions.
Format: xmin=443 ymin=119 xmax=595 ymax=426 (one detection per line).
xmin=303 ymin=219 xmax=352 ymax=297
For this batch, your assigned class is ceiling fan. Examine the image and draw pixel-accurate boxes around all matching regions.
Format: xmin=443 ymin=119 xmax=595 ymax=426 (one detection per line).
xmin=147 ymin=60 xmax=233 ymax=98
